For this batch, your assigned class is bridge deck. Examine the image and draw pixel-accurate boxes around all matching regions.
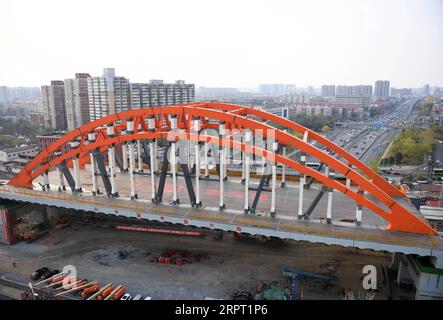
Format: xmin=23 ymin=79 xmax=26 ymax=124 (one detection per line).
xmin=48 ymin=167 xmax=390 ymax=228
xmin=0 ymin=167 xmax=441 ymax=255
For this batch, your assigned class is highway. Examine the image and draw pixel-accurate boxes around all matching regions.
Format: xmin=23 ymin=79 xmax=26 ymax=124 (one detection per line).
xmin=292 ymin=98 xmax=420 ymax=178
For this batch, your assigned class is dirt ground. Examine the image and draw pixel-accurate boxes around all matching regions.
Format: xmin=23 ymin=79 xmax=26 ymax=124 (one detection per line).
xmin=0 ymin=217 xmax=404 ymax=300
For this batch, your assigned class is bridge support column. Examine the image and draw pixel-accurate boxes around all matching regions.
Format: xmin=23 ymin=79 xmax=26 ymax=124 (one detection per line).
xmin=154 ymin=139 xmax=158 ymax=172
xmin=88 ymin=132 xmax=98 ymax=195
xmin=241 ymin=135 xmax=245 ymax=184
xmin=147 ymin=115 xmax=157 ymax=202
xmin=244 ymin=130 xmax=251 ymax=213
xmin=325 ymin=166 xmax=334 ymax=224
xmin=355 ymin=188 xmax=364 ymax=226
xmin=281 ymin=144 xmax=286 ymax=188
xmin=57 ymin=167 xmax=65 ymax=192
xmin=137 ymin=140 xmax=143 ymax=172
xmin=298 ymin=153 xmax=306 ymax=219
xmin=224 ymin=143 xmax=228 ymax=182
xmin=73 ymin=156 xmax=82 ymax=193
xmin=346 ymin=163 xmax=352 ymax=189
xmin=219 ymin=121 xmax=225 ymax=210
xmin=90 ymin=153 xmax=98 ymax=195
xmin=270 ymin=141 xmax=278 ymax=217
xmin=129 ymin=141 xmax=137 ymax=200
xmin=149 ymin=141 xmax=157 ymax=201
xmin=42 ymin=171 xmax=50 ymax=191
xmin=107 ymin=145 xmax=118 ymax=197
xmin=122 ymin=143 xmax=128 ymax=172
xmin=194 ymin=118 xmax=201 ymax=207
xmin=170 ymin=115 xmax=179 ymax=204
xmin=204 ymin=141 xmax=209 ymax=178
xmin=106 ymin=125 xmax=118 ymax=198
xmin=127 ymin=119 xmax=137 ymax=200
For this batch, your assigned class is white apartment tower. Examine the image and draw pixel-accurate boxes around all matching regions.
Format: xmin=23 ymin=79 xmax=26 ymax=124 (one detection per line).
xmin=130 ymin=80 xmax=195 ymax=108
xmin=64 ymin=73 xmax=91 ymax=131
xmin=87 ymin=68 xmax=130 ymax=121
xmin=374 ymin=80 xmax=390 ymax=99
xmin=321 ymin=85 xmax=335 ymax=97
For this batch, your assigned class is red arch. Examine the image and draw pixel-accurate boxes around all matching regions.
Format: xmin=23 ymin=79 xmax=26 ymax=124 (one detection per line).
xmin=200 ymin=102 xmax=403 ymax=197
xmin=7 ymin=103 xmax=436 ymax=235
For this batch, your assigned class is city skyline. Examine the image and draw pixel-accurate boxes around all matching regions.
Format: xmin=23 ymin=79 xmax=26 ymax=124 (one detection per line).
xmin=1 ymin=0 xmax=442 ymax=88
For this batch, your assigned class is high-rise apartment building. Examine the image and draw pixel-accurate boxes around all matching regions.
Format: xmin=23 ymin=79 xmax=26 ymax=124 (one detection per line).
xmin=41 ymin=81 xmax=67 ymax=130
xmin=374 ymin=80 xmax=390 ymax=99
xmin=321 ymin=85 xmax=335 ymax=97
xmin=259 ymin=84 xmax=285 ymax=95
xmin=284 ymin=84 xmax=296 ymax=94
xmin=336 ymin=85 xmax=354 ymax=95
xmin=353 ymin=85 xmax=373 ymax=97
xmin=87 ymin=68 xmax=130 ymax=121
xmin=87 ymin=76 xmax=109 ymax=121
xmin=336 ymin=85 xmax=372 ymax=96
xmin=64 ymin=73 xmax=91 ymax=131
xmin=88 ymin=69 xmax=195 ymax=120
xmin=423 ymin=84 xmax=430 ymax=96
xmin=0 ymin=86 xmax=7 ymax=104
xmin=130 ymin=80 xmax=195 ymax=108
xmin=113 ymin=77 xmax=131 ymax=114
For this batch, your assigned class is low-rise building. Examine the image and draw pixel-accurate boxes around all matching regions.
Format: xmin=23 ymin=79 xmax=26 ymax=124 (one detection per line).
xmin=289 ymin=103 xmax=364 ymax=120
xmin=36 ymin=133 xmax=71 ymax=153
xmin=0 ymin=145 xmax=39 ymax=162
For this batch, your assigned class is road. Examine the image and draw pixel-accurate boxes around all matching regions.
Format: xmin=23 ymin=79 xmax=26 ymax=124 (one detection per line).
xmin=293 ymin=98 xmax=420 ymax=178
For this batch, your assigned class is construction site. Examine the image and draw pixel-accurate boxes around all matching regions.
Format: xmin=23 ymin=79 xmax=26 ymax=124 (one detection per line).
xmin=0 ymin=194 xmax=423 ymax=301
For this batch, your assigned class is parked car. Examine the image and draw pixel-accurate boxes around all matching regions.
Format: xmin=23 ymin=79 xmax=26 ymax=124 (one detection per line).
xmin=133 ymin=294 xmax=143 ymax=300
xmin=31 ymin=267 xmax=49 ymax=280
xmin=120 ymin=293 xmax=132 ymax=300
xmin=144 ymin=296 xmax=152 ymax=300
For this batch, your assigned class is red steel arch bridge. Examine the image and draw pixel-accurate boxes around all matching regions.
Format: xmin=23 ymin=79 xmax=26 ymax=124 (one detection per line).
xmin=1 ymin=102 xmax=443 ymax=272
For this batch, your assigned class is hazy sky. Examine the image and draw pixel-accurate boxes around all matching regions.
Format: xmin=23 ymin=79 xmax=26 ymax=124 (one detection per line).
xmin=1 ymin=0 xmax=442 ymax=88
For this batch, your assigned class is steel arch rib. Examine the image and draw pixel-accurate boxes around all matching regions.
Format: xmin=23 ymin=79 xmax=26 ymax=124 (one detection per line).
xmin=7 ymin=103 xmax=435 ymax=235
xmin=200 ymin=102 xmax=403 ymax=198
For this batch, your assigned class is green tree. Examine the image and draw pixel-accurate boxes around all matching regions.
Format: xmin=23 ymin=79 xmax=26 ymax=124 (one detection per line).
xmin=322 ymin=124 xmax=331 ymax=133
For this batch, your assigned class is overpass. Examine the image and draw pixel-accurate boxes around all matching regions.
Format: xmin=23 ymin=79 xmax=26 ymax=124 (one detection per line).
xmin=0 ymin=102 xmax=442 ymax=297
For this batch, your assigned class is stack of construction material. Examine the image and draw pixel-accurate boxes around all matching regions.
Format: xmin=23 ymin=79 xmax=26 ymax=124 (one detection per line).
xmin=151 ymin=248 xmax=209 ymax=266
